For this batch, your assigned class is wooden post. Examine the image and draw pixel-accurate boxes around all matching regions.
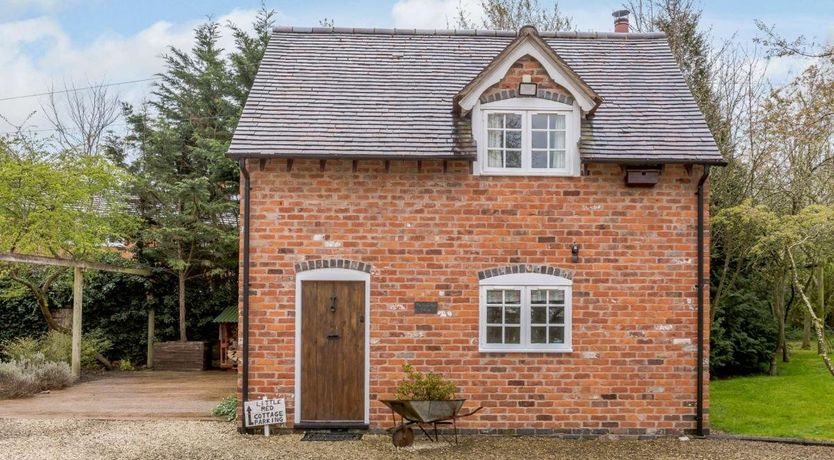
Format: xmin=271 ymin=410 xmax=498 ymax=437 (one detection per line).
xmin=147 ymin=307 xmax=155 ymax=368
xmin=71 ymin=266 xmax=83 ymax=379
xmin=262 ymin=396 xmax=270 ymax=437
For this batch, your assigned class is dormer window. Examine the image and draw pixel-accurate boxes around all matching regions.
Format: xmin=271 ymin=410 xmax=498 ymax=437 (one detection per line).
xmin=455 ymin=27 xmax=601 ymax=178
xmin=477 ymin=99 xmax=578 ymax=176
xmin=485 ymin=111 xmax=568 ymax=172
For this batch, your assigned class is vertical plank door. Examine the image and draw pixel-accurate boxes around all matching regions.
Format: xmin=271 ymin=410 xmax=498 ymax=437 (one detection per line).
xmin=300 ymin=280 xmax=365 ymax=423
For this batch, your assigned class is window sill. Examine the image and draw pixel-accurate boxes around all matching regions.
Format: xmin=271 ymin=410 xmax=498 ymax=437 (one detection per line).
xmin=477 ymin=169 xmax=578 ymax=177
xmin=479 ymin=346 xmax=573 ymax=354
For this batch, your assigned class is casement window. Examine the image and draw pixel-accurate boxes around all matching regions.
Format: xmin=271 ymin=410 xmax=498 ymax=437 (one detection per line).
xmin=479 ymin=272 xmax=572 ymax=352
xmin=477 ymin=101 xmax=578 ymax=176
xmin=485 ymin=111 xmax=568 ymax=172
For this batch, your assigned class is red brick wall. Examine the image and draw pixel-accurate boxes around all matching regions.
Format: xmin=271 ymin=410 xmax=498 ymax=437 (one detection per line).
xmin=238 ymin=159 xmax=710 ymax=436
xmin=481 ymin=55 xmax=572 ymax=100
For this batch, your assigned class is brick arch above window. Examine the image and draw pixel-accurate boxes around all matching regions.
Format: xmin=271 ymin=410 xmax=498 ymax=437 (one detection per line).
xmin=479 ymin=87 xmax=575 ymax=105
xmin=477 ymin=264 xmax=573 ymax=281
xmin=294 ymin=259 xmax=373 ymax=274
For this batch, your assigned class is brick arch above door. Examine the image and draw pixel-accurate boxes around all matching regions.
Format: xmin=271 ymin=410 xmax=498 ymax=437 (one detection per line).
xmin=294 ymin=259 xmax=373 ymax=274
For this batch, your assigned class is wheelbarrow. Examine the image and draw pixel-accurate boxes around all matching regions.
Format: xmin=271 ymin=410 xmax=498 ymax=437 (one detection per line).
xmin=380 ymin=399 xmax=484 ymax=447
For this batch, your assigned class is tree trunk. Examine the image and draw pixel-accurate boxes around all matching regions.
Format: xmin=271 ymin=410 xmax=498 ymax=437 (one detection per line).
xmin=802 ymin=308 xmax=812 ymax=350
xmin=782 ymin=319 xmax=790 ymax=363
xmin=769 ymin=277 xmax=787 ymax=374
xmin=10 ymin=269 xmax=70 ymax=334
xmin=178 ymin=269 xmax=187 ymax=341
xmin=780 ymin=281 xmax=790 ymax=363
xmin=818 ymin=266 xmax=825 ymax=355
xmin=787 ymin=249 xmax=834 ymax=378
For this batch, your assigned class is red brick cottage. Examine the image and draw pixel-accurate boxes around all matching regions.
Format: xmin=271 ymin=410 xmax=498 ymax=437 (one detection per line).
xmin=227 ymin=18 xmax=725 ymax=437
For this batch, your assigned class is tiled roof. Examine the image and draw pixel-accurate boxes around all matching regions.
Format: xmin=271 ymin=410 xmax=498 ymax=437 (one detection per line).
xmin=227 ymin=27 xmax=724 ymax=165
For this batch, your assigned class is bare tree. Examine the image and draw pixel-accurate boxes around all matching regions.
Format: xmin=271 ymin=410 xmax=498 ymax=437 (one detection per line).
xmin=624 ymin=0 xmax=657 ymax=32
xmin=456 ymin=0 xmax=573 ymax=31
xmin=755 ymin=20 xmax=834 ymax=59
xmin=42 ymin=81 xmax=121 ymax=156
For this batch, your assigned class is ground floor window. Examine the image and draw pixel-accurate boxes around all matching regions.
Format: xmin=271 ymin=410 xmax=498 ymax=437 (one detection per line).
xmin=479 ymin=272 xmax=572 ymax=352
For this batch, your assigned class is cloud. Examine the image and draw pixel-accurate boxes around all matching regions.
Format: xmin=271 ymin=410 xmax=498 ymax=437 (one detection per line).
xmin=391 ymin=0 xmax=480 ymax=29
xmin=0 ymin=8 xmax=263 ymax=134
xmin=391 ymin=0 xmax=621 ymax=31
xmin=0 ymin=0 xmax=85 ymax=20
xmin=1 ymin=0 xmax=73 ymax=11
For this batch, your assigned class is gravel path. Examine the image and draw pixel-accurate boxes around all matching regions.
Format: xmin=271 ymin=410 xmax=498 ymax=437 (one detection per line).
xmin=0 ymin=419 xmax=832 ymax=460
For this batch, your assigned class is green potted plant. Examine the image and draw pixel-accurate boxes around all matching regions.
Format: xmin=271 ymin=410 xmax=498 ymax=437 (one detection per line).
xmin=394 ymin=364 xmax=458 ymax=403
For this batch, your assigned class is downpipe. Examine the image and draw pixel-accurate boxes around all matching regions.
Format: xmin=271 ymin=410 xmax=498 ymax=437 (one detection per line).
xmin=695 ymin=164 xmax=710 ymax=436
xmin=239 ymin=159 xmax=251 ymax=433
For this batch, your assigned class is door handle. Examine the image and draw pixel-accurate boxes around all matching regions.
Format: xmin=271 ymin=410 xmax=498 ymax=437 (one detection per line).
xmin=330 ymin=296 xmax=337 ymax=313
xmin=326 ymin=333 xmax=340 ymax=340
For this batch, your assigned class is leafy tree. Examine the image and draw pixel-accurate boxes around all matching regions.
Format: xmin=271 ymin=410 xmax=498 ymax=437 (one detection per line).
xmin=456 ymin=0 xmax=573 ymax=31
xmin=123 ymin=8 xmax=276 ymax=341
xmin=0 ymin=130 xmax=136 ymax=333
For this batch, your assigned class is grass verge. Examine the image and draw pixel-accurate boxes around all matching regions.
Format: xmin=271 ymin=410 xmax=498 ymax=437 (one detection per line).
xmin=711 ymin=343 xmax=834 ymax=441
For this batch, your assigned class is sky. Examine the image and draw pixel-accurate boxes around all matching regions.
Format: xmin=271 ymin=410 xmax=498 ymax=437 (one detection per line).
xmin=1 ymin=0 xmax=833 ymax=135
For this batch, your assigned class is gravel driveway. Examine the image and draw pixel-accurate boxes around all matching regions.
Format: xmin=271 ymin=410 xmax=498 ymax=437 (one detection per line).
xmin=1 ymin=419 xmax=832 ymax=460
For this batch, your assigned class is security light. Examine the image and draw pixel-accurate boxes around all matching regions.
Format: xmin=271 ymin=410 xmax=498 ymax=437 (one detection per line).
xmin=518 ymin=74 xmax=537 ymax=96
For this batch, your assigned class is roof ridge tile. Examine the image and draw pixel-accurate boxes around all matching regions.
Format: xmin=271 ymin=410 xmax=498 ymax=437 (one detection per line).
xmin=272 ymin=26 xmax=665 ymax=40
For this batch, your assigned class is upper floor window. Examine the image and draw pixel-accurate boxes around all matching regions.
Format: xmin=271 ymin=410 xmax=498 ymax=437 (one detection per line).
xmin=479 ymin=107 xmax=576 ymax=176
xmin=485 ymin=111 xmax=568 ymax=172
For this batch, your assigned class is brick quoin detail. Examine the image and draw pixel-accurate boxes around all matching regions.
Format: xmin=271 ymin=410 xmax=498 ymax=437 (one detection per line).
xmin=477 ymin=264 xmax=573 ymax=280
xmin=479 ymin=55 xmax=575 ymax=105
xmin=294 ymin=258 xmax=373 ymax=273
xmin=239 ymin=158 xmax=711 ymax=437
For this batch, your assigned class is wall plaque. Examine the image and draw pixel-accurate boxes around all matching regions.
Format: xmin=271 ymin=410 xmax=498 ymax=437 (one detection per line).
xmin=414 ymin=301 xmax=438 ymax=314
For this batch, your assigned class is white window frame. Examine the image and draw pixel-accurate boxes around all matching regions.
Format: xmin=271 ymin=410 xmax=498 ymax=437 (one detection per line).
xmin=478 ymin=272 xmax=573 ymax=353
xmin=472 ymin=97 xmax=582 ymax=177
xmin=482 ymin=110 xmax=571 ymax=174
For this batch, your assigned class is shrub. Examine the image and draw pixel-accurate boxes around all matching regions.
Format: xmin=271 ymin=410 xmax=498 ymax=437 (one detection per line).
xmin=0 ymin=354 xmax=74 ymax=399
xmin=2 ymin=330 xmax=112 ymax=369
xmin=212 ymin=395 xmax=238 ymax=421
xmin=711 ymin=288 xmax=777 ymax=377
xmin=1 ymin=336 xmax=40 ymax=362
xmin=31 ymin=358 xmax=74 ymax=391
xmin=0 ymin=361 xmax=39 ymax=399
xmin=116 ymin=359 xmax=135 ymax=371
xmin=395 ymin=364 xmax=457 ymax=400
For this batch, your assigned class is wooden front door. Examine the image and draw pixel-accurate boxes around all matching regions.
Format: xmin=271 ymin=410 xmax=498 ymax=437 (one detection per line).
xmin=300 ymin=280 xmax=365 ymax=424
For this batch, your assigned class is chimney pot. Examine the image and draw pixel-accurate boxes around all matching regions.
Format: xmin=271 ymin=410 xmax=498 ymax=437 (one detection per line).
xmin=612 ymin=9 xmax=630 ymax=33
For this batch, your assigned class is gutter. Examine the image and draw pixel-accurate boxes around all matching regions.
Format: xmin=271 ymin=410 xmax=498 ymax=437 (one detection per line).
xmin=238 ymin=159 xmax=251 ymax=433
xmin=695 ymin=164 xmax=710 ymax=436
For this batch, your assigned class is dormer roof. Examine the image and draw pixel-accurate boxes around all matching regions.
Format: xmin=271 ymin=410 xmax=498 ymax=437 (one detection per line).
xmin=455 ymin=26 xmax=602 ymax=115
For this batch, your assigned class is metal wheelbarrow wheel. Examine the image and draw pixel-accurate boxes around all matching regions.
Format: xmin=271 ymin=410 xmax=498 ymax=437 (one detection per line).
xmin=392 ymin=425 xmax=415 ymax=447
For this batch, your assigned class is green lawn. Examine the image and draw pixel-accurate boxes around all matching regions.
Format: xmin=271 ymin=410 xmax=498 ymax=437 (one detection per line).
xmin=711 ymin=344 xmax=834 ymax=440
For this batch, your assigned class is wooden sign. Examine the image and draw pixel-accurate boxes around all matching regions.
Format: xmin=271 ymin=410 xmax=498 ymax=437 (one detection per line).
xmin=244 ymin=397 xmax=286 ymax=428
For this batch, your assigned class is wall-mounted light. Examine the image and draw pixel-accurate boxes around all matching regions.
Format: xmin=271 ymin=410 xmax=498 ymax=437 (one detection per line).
xmin=571 ymin=242 xmax=580 ymax=263
xmin=518 ymin=74 xmax=537 ymax=96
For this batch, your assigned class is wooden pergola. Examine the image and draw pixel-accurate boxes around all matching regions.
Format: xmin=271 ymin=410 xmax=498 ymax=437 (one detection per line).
xmin=0 ymin=252 xmax=151 ymax=378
